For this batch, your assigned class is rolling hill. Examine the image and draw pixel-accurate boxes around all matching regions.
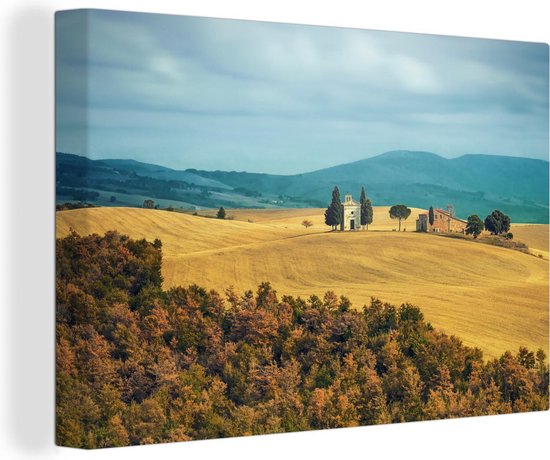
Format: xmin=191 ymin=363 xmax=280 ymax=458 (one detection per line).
xmin=189 ymin=150 xmax=549 ymax=222
xmin=56 ymin=150 xmax=549 ymax=223
xmin=56 ymin=206 xmax=549 ymax=360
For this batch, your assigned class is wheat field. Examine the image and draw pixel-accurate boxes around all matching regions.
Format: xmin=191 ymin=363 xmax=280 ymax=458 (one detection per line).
xmin=198 ymin=206 xmax=426 ymax=231
xmin=509 ymin=224 xmax=549 ymax=258
xmin=56 ymin=207 xmax=548 ymax=359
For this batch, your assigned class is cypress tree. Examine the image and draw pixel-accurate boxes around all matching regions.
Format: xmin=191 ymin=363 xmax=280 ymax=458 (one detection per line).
xmin=365 ymin=198 xmax=373 ymax=230
xmin=360 ymin=187 xmax=373 ymax=230
xmin=428 ymin=206 xmax=434 ymax=229
xmin=325 ymin=186 xmax=342 ymax=231
xmin=360 ymin=187 xmax=367 ymax=230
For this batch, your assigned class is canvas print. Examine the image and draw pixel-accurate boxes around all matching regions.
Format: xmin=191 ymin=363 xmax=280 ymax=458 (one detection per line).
xmin=55 ymin=9 xmax=549 ymax=448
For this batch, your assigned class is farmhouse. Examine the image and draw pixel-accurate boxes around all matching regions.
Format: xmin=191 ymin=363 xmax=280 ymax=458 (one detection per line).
xmin=340 ymin=194 xmax=361 ymax=231
xmin=416 ymin=208 xmax=467 ymax=233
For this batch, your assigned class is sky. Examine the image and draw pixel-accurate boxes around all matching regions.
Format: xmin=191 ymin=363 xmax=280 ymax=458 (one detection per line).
xmin=55 ymin=9 xmax=549 ymax=174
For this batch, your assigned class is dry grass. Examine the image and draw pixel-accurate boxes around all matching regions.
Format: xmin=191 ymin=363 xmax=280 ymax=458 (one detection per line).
xmin=509 ymin=224 xmax=549 ymax=259
xmin=198 ymin=206 xmax=427 ymax=232
xmin=56 ymin=207 xmax=304 ymax=256
xmin=57 ymin=207 xmax=548 ymax=360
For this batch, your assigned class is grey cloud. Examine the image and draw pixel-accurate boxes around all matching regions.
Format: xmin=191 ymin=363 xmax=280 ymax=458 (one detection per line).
xmin=55 ymin=9 xmax=549 ymax=173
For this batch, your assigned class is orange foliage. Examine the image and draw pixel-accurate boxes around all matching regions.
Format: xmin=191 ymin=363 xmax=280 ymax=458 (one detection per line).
xmin=56 ymin=231 xmax=549 ymax=448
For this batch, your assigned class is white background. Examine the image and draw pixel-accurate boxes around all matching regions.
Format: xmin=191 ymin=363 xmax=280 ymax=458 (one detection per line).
xmin=1 ymin=1 xmax=548 ymax=459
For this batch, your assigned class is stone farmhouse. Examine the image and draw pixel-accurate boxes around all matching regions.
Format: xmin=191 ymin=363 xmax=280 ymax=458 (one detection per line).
xmin=416 ymin=208 xmax=467 ymax=233
xmin=340 ymin=194 xmax=361 ymax=231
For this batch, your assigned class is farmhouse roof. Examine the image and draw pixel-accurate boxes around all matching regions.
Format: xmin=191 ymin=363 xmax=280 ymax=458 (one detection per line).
xmin=434 ymin=208 xmax=467 ymax=223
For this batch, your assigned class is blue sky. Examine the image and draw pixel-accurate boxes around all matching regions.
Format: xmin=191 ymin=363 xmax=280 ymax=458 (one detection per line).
xmin=56 ymin=9 xmax=549 ymax=174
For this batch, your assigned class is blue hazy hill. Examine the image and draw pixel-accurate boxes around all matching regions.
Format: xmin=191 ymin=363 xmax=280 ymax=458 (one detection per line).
xmin=56 ymin=151 xmax=549 ymax=223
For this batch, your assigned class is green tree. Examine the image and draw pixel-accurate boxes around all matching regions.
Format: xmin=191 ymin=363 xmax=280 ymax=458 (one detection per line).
xmin=360 ymin=187 xmax=373 ymax=230
xmin=359 ymin=187 xmax=367 ymax=229
xmin=365 ymin=199 xmax=373 ymax=230
xmin=143 ymin=199 xmax=155 ymax=209
xmin=217 ymin=206 xmax=226 ymax=219
xmin=324 ymin=186 xmax=342 ymax=231
xmin=388 ymin=205 xmax=411 ymax=231
xmin=484 ymin=210 xmax=511 ymax=235
xmin=428 ymin=206 xmax=434 ymax=228
xmin=465 ymin=214 xmax=484 ymax=239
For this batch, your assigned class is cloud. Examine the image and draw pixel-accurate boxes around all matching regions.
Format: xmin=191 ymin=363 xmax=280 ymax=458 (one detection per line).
xmin=55 ymin=10 xmax=549 ymax=173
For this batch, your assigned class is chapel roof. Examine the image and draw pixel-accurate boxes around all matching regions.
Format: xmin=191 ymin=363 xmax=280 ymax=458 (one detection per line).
xmin=342 ymin=198 xmax=360 ymax=206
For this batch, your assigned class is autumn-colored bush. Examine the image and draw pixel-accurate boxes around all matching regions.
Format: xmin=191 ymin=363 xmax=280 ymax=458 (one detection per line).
xmin=56 ymin=231 xmax=549 ymax=448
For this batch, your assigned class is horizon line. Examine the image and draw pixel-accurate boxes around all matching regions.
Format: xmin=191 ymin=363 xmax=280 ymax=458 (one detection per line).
xmin=56 ymin=149 xmax=550 ymax=176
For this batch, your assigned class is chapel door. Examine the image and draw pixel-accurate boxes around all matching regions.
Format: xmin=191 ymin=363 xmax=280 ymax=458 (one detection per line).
xmin=350 ymin=220 xmax=355 ymax=230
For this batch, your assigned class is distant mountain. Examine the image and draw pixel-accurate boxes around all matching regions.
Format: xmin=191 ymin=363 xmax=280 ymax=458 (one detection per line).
xmin=97 ymin=158 xmax=232 ymax=189
xmin=55 ymin=152 xmax=321 ymax=210
xmin=189 ymin=150 xmax=549 ymax=223
xmin=302 ymin=151 xmax=549 ymax=222
xmin=56 ymin=151 xmax=549 ymax=223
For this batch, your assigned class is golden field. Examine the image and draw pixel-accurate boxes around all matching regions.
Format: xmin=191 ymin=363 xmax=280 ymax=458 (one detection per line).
xmin=56 ymin=207 xmax=549 ymax=359
xmin=509 ymin=224 xmax=549 ymax=258
xmin=198 ymin=206 xmax=426 ymax=231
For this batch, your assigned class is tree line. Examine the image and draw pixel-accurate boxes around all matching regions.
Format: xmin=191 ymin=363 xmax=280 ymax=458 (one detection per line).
xmin=56 ymin=231 xmax=549 ymax=448
xmin=466 ymin=210 xmax=512 ymax=239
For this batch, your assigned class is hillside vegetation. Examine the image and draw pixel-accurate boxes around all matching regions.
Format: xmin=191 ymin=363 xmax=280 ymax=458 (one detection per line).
xmin=56 ymin=150 xmax=549 ymax=223
xmin=56 ymin=231 xmax=549 ymax=447
xmin=189 ymin=151 xmax=549 ymax=223
xmin=56 ymin=207 xmax=548 ymax=359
